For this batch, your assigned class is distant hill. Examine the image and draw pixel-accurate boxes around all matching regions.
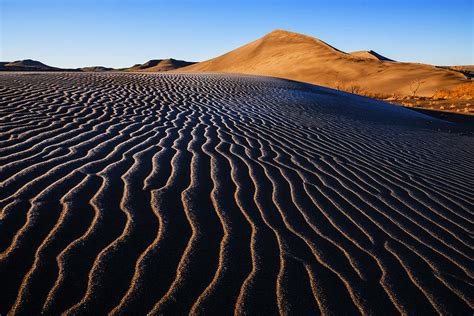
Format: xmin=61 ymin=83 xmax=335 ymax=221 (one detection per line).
xmin=80 ymin=66 xmax=114 ymax=72
xmin=0 ymin=59 xmax=62 ymax=71
xmin=178 ymin=30 xmax=469 ymax=96
xmin=122 ymin=58 xmax=196 ymax=72
xmin=0 ymin=58 xmax=195 ymax=73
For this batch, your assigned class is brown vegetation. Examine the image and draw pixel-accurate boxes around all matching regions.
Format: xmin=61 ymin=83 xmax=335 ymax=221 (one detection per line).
xmin=433 ymin=81 xmax=474 ymax=99
xmin=333 ymin=80 xmax=473 ymax=115
xmin=382 ymin=82 xmax=474 ymax=114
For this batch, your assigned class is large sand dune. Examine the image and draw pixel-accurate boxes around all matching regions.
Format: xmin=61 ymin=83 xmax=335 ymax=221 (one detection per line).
xmin=179 ymin=30 xmax=468 ymax=96
xmin=0 ymin=73 xmax=473 ymax=315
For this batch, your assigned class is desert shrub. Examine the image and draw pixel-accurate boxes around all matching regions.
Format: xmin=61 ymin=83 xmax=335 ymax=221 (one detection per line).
xmin=334 ymin=82 xmax=392 ymax=99
xmin=335 ymin=82 xmax=363 ymax=95
xmin=409 ymin=79 xmax=424 ymax=97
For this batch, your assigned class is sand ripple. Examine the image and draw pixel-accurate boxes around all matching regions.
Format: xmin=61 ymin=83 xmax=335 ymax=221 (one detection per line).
xmin=0 ymin=73 xmax=472 ymax=315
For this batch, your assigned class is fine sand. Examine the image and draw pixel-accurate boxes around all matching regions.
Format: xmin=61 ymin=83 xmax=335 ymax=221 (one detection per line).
xmin=0 ymin=72 xmax=473 ymax=315
xmin=178 ymin=30 xmax=468 ymax=97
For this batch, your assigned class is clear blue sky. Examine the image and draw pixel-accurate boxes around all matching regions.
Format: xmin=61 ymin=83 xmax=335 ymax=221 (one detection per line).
xmin=1 ymin=0 xmax=472 ymax=68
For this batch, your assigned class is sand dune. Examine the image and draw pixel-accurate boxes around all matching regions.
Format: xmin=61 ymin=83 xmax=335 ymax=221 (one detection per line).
xmin=123 ymin=58 xmax=196 ymax=72
xmin=439 ymin=65 xmax=474 ymax=79
xmin=80 ymin=66 xmax=115 ymax=72
xmin=0 ymin=59 xmax=61 ymax=72
xmin=0 ymin=72 xmax=473 ymax=315
xmin=178 ymin=30 xmax=469 ymax=96
xmin=0 ymin=58 xmax=195 ymax=73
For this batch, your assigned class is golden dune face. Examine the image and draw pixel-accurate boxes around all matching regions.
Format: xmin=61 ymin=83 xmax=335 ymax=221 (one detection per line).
xmin=0 ymin=72 xmax=472 ymax=315
xmin=178 ymin=30 xmax=468 ymax=97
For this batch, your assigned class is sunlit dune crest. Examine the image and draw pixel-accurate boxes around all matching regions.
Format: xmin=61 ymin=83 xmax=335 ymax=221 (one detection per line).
xmin=178 ymin=30 xmax=469 ymax=97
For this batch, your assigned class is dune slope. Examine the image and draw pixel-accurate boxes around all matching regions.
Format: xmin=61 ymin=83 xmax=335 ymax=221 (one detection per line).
xmin=0 ymin=73 xmax=472 ymax=315
xmin=179 ymin=30 xmax=468 ymax=96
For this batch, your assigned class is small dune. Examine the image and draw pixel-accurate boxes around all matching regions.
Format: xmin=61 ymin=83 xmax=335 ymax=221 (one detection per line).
xmin=123 ymin=58 xmax=196 ymax=72
xmin=80 ymin=66 xmax=114 ymax=72
xmin=0 ymin=73 xmax=472 ymax=315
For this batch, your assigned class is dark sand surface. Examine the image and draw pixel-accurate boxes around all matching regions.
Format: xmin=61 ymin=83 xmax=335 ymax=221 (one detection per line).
xmin=0 ymin=73 xmax=472 ymax=315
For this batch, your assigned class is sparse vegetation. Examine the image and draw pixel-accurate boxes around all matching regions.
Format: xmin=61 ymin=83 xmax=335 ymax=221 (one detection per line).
xmin=433 ymin=82 xmax=474 ymax=99
xmin=409 ymin=78 xmax=424 ymax=97
xmin=334 ymin=80 xmax=473 ymax=114
xmin=334 ymin=82 xmax=392 ymax=99
xmin=385 ymin=82 xmax=474 ymax=114
xmin=349 ymin=84 xmax=363 ymax=94
xmin=335 ymin=82 xmax=364 ymax=95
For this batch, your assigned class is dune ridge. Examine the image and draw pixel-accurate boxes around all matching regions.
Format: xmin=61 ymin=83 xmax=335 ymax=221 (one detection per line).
xmin=0 ymin=72 xmax=473 ymax=315
xmin=350 ymin=50 xmax=395 ymax=62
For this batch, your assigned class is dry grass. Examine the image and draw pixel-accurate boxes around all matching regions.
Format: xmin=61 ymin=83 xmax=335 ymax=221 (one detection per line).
xmin=433 ymin=82 xmax=474 ymax=99
xmin=335 ymin=82 xmax=392 ymax=99
xmin=338 ymin=81 xmax=474 ymax=102
xmin=335 ymin=81 xmax=474 ymax=114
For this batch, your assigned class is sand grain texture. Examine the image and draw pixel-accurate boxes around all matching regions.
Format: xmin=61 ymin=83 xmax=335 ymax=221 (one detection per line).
xmin=0 ymin=72 xmax=473 ymax=315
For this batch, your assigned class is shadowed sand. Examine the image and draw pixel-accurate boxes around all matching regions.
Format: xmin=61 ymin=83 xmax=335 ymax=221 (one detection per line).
xmin=0 ymin=72 xmax=473 ymax=315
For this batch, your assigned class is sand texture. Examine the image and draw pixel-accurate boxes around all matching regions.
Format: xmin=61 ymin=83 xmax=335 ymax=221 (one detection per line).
xmin=0 ymin=72 xmax=473 ymax=315
xmin=179 ymin=30 xmax=468 ymax=97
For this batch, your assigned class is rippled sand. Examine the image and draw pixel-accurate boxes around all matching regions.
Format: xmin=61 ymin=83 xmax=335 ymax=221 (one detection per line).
xmin=0 ymin=73 xmax=472 ymax=315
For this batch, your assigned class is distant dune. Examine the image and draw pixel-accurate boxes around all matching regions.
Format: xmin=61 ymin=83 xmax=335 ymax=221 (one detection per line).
xmin=0 ymin=58 xmax=195 ymax=73
xmin=178 ymin=30 xmax=469 ymax=96
xmin=122 ymin=58 xmax=196 ymax=72
xmin=439 ymin=65 xmax=474 ymax=79
xmin=0 ymin=72 xmax=472 ymax=315
xmin=80 ymin=66 xmax=114 ymax=72
xmin=0 ymin=59 xmax=62 ymax=71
